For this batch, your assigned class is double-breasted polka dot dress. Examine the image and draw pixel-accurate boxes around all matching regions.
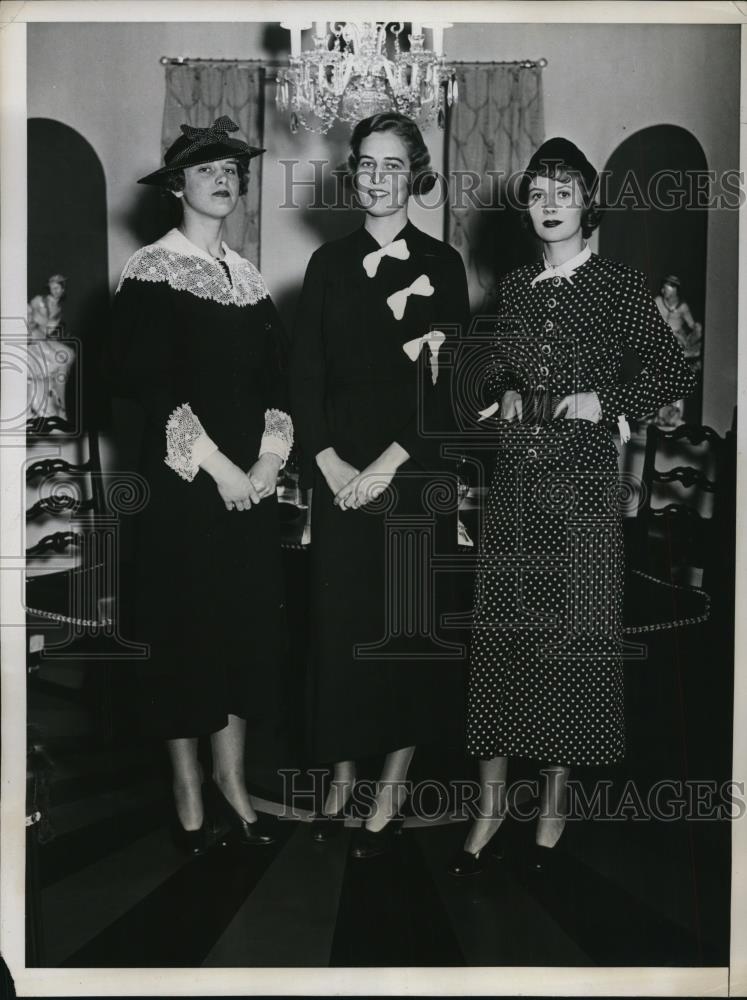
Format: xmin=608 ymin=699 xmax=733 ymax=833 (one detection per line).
xmin=466 ymin=252 xmax=697 ymax=766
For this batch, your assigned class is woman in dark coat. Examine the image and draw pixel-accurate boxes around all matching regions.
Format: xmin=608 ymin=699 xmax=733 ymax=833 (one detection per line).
xmin=449 ymin=138 xmax=697 ymax=875
xmin=111 ymin=117 xmax=293 ymax=854
xmin=291 ymin=113 xmax=469 ymax=858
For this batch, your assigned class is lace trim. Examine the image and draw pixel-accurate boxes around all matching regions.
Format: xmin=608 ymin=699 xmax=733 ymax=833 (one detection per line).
xmin=164 ymin=403 xmax=207 ymax=482
xmin=117 ymin=245 xmax=269 ymax=307
xmin=260 ymin=407 xmax=294 ymax=466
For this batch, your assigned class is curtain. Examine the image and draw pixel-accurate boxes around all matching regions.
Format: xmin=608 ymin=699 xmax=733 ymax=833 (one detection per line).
xmin=162 ymin=63 xmax=265 ymax=266
xmin=447 ymin=64 xmax=544 ymax=311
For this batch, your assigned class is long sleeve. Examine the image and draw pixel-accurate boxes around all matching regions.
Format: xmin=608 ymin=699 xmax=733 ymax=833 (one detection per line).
xmin=109 ymin=273 xmax=217 ymax=482
xmin=290 ymin=248 xmax=333 ymax=469
xmin=259 ymin=298 xmax=294 ymax=465
xmin=480 ymin=277 xmax=529 ymax=413
xmin=395 ymin=248 xmax=470 ymax=467
xmin=595 ymin=269 xmax=698 ymax=423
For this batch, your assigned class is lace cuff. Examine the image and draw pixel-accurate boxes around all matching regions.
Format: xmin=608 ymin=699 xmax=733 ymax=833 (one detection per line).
xmin=259 ymin=407 xmax=294 ymax=468
xmin=164 ymin=403 xmax=218 ymax=482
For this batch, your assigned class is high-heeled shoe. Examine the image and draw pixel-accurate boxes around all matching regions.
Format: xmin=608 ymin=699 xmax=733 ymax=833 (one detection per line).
xmin=528 ymin=829 xmax=568 ymax=873
xmin=350 ymin=815 xmax=404 ymax=859
xmin=212 ymin=783 xmax=276 ymax=847
xmin=310 ymin=812 xmax=348 ymax=842
xmin=447 ymin=848 xmax=484 ymax=877
xmin=172 ymin=821 xmax=209 ymax=857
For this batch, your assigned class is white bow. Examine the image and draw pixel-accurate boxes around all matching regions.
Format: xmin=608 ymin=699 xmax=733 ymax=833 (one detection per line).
xmin=362 ymin=238 xmax=410 ymax=278
xmin=402 ymin=330 xmax=446 ymax=384
xmin=387 ymin=273 xmax=434 ymax=320
xmin=530 ymin=244 xmax=592 ymax=288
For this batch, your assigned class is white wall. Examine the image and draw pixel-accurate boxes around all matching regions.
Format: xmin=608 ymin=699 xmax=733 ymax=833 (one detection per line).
xmin=27 ymin=21 xmax=740 ymax=432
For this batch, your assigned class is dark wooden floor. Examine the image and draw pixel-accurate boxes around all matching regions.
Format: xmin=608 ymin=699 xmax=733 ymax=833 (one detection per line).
xmin=28 ymin=679 xmax=730 ymax=970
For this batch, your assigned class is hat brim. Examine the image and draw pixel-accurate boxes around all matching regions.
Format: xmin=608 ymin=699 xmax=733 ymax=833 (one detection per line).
xmin=137 ymin=144 xmax=265 ymax=186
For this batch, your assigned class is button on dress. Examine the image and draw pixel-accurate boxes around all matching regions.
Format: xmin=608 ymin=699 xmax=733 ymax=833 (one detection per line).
xmin=467 ymin=253 xmax=698 ymax=766
xmin=291 ymin=221 xmax=470 ymax=763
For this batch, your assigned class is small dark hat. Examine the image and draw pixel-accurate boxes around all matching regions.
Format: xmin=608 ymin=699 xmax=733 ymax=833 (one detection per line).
xmin=137 ymin=115 xmax=264 ymax=186
xmin=519 ymin=137 xmax=598 ymax=205
xmin=661 ymin=274 xmax=681 ymax=288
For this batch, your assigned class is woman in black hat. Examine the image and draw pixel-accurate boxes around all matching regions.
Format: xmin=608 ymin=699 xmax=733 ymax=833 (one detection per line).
xmin=449 ymin=137 xmax=696 ymax=876
xmin=110 ymin=117 xmax=293 ymax=854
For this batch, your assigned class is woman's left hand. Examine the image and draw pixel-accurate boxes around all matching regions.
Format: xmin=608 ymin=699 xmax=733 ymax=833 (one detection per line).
xmin=334 ymin=458 xmax=396 ymax=511
xmin=247 ymin=453 xmax=283 ymax=500
xmin=553 ymin=391 xmax=602 ymax=423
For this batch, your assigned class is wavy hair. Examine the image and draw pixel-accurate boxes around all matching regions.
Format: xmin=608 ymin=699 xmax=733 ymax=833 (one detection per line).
xmin=348 ymin=112 xmax=437 ymax=196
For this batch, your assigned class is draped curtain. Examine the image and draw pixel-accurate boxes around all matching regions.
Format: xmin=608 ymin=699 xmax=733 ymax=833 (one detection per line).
xmin=447 ymin=64 xmax=544 ymax=311
xmin=162 ymin=63 xmax=265 ymax=266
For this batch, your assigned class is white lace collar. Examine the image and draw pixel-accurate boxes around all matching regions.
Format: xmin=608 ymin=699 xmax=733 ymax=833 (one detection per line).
xmin=117 ymin=229 xmax=269 ymax=307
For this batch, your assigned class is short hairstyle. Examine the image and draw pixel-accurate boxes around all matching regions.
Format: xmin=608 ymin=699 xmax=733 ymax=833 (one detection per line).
xmin=519 ymin=161 xmax=603 ymax=239
xmin=348 ymin=112 xmax=437 ymax=196
xmin=163 ymin=159 xmax=251 ymax=197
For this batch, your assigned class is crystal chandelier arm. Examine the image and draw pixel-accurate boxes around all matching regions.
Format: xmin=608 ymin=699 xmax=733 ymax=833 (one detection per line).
xmin=341 ymin=22 xmax=360 ymax=51
xmin=338 ymin=59 xmax=355 ymax=95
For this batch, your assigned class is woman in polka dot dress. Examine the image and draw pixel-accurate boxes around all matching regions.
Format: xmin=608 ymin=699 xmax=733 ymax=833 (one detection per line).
xmin=449 ymin=138 xmax=697 ymax=876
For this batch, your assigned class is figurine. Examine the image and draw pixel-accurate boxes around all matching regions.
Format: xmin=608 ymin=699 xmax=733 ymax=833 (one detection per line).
xmin=27 ymin=274 xmax=74 ymax=421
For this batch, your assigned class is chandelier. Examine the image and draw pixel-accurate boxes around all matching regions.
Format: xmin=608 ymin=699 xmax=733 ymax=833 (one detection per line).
xmin=276 ymin=21 xmax=457 ymax=134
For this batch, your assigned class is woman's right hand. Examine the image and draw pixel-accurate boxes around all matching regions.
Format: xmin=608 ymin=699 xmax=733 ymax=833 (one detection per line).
xmin=216 ymin=466 xmax=261 ymax=511
xmin=501 ymin=390 xmax=523 ymax=422
xmin=200 ymin=451 xmax=260 ymax=511
xmin=316 ymin=447 xmax=360 ymax=496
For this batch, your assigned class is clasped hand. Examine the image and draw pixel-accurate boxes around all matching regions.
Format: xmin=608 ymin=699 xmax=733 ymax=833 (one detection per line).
xmin=216 ymin=454 xmax=282 ymax=511
xmin=335 ymin=457 xmax=396 ymax=510
xmin=500 ymin=390 xmax=602 ymax=423
xmin=318 ymin=449 xmax=395 ymax=511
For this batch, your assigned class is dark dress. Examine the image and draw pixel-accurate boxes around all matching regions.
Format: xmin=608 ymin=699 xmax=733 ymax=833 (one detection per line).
xmin=467 ymin=253 xmax=697 ymax=767
xmin=291 ymin=221 xmax=470 ymax=763
xmin=110 ymin=229 xmax=292 ymax=745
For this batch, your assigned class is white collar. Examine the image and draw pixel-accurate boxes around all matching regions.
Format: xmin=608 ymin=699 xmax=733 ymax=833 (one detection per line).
xmin=541 ymin=243 xmax=591 ymax=274
xmin=530 ymin=244 xmax=592 ymax=288
xmin=157 ymin=227 xmax=238 ymax=266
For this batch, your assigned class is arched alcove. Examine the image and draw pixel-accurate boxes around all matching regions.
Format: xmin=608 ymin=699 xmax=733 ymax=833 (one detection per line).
xmin=600 ymin=124 xmax=707 ymax=422
xmin=28 ymin=118 xmax=110 ymax=427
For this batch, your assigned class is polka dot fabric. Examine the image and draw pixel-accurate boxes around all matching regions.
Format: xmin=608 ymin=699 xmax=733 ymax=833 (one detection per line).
xmin=466 ymin=253 xmax=697 ymax=767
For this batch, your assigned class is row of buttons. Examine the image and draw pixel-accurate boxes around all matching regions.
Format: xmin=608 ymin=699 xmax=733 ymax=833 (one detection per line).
xmin=528 ymin=276 xmax=562 ymax=458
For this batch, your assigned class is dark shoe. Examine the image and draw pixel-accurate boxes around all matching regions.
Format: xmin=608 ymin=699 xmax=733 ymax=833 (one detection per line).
xmin=447 ymin=849 xmax=484 ymax=877
xmin=230 ymin=812 xmax=276 ymax=847
xmin=173 ymin=823 xmax=208 ymax=857
xmin=453 ymin=818 xmax=508 ymax=870
xmin=212 ymin=783 xmax=276 ymax=847
xmin=528 ymin=842 xmax=559 ymax=873
xmin=310 ymin=813 xmax=346 ymax=842
xmin=487 ymin=820 xmax=509 ymax=861
xmin=350 ymin=816 xmax=404 ymax=859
